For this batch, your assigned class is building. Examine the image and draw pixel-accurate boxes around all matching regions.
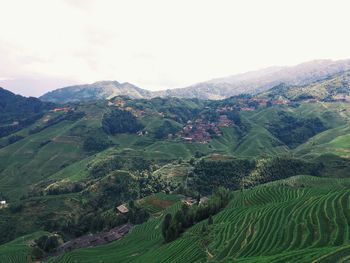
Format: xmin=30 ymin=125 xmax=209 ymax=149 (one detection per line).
xmin=51 ymin=107 xmax=71 ymax=113
xmin=0 ymin=200 xmax=7 ymax=209
xmin=183 ymin=198 xmax=197 ymax=206
xmin=199 ymin=197 xmax=209 ymax=205
xmin=110 ymin=100 xmax=126 ymax=107
xmin=116 ymin=204 xmax=129 ymax=214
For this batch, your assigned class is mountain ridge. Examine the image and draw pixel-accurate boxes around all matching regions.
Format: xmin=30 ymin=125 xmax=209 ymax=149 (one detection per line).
xmin=39 ymin=59 xmax=350 ymax=103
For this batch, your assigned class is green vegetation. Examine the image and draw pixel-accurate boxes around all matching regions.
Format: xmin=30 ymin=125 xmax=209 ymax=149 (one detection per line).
xmin=267 ymin=112 xmax=326 ymax=147
xmin=0 ymin=87 xmax=53 ymax=127
xmin=0 ymin=231 xmax=49 ymax=263
xmin=189 ymin=156 xmax=322 ymax=195
xmin=45 ymin=175 xmax=350 ymax=263
xmin=102 ymin=108 xmax=144 ymax=134
xmin=4 ymin=71 xmax=350 ymax=262
xmin=162 ymin=187 xmax=230 ymax=242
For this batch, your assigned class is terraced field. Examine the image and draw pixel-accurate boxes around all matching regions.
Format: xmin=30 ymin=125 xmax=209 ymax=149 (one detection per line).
xmin=47 ymin=175 xmax=350 ymax=263
xmin=0 ymin=231 xmax=49 ymax=263
xmin=136 ymin=193 xmax=183 ymax=216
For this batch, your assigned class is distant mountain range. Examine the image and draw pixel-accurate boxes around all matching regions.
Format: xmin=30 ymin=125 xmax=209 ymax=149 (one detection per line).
xmin=39 ymin=59 xmax=350 ymax=103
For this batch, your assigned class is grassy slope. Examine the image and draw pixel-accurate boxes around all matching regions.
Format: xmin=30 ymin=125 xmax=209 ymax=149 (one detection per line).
xmin=2 ymin=98 xmax=349 ymax=200
xmin=294 ymin=124 xmax=350 ymax=159
xmin=0 ymin=103 xmax=106 ymax=199
xmin=47 ymin=175 xmax=350 ymax=263
xmin=0 ymin=231 xmax=49 ymax=263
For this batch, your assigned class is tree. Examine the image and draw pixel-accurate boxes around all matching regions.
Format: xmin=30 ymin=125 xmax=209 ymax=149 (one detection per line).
xmin=162 ymin=214 xmax=172 ymax=240
xmin=83 ymin=133 xmax=111 ymax=152
xmin=102 ymin=109 xmax=144 ymax=134
xmin=36 ymin=235 xmax=60 ymax=253
xmin=154 ymin=120 xmax=180 ymax=139
xmin=208 ymin=215 xmax=213 ymax=225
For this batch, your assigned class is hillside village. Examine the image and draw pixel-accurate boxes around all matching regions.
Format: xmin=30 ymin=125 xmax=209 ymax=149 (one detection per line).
xmin=105 ymin=88 xmax=350 ymax=145
xmin=106 ymin=96 xmax=293 ymax=143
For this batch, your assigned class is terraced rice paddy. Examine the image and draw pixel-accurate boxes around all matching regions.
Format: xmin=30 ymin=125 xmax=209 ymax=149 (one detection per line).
xmin=47 ymin=175 xmax=350 ymax=263
xmin=0 ymin=231 xmax=48 ymax=263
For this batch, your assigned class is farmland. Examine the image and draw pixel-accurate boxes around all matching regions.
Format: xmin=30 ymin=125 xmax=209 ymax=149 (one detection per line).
xmin=46 ymin=175 xmax=350 ymax=263
xmin=3 ymin=73 xmax=350 ymax=262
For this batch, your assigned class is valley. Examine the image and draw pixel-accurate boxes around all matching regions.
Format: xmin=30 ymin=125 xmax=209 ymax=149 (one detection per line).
xmin=3 ymin=69 xmax=350 ymax=262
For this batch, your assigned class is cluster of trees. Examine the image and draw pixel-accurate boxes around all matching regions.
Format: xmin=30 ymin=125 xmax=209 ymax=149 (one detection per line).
xmin=189 ymin=157 xmax=324 ymax=195
xmin=31 ymin=234 xmax=62 ymax=260
xmin=36 ymin=234 xmax=61 ymax=252
xmin=189 ymin=158 xmax=253 ymax=195
xmin=245 ymin=157 xmax=323 ymax=186
xmin=0 ymin=113 xmax=44 ymax=137
xmin=268 ymin=112 xmax=326 ymax=148
xmin=83 ymin=130 xmax=112 ymax=152
xmin=102 ymin=109 xmax=144 ymax=134
xmin=88 ymin=155 xmax=152 ymax=178
xmin=88 ymin=156 xmax=124 ymax=178
xmin=136 ymin=170 xmax=180 ymax=197
xmin=162 ymin=187 xmax=230 ymax=242
xmin=154 ymin=120 xmax=181 ymax=139
xmin=0 ymin=87 xmax=53 ymax=125
xmin=45 ymin=182 xmax=85 ymax=195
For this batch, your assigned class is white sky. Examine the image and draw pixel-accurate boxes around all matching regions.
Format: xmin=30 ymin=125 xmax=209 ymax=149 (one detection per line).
xmin=1 ymin=0 xmax=350 ymax=96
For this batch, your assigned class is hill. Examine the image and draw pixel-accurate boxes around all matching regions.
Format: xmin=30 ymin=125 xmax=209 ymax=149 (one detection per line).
xmin=47 ymin=175 xmax=350 ymax=263
xmin=0 ymin=87 xmax=54 ymax=137
xmin=40 ymin=81 xmax=153 ymax=103
xmin=3 ymin=75 xmax=350 ymax=261
xmin=259 ymin=71 xmax=350 ymax=102
xmin=154 ymin=59 xmax=350 ymax=99
xmin=40 ymin=59 xmax=350 ymax=103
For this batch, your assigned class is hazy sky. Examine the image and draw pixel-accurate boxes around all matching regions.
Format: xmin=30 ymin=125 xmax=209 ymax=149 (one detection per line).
xmin=1 ymin=0 xmax=350 ymax=97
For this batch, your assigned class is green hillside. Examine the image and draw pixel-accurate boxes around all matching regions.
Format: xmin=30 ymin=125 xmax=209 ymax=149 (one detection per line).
xmin=45 ymin=175 xmax=350 ymax=263
xmin=0 ymin=231 xmax=49 ymax=263
xmin=3 ymin=72 xmax=350 ymax=262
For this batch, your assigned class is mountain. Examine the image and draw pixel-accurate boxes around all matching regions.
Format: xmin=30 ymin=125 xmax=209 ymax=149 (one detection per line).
xmin=40 ymin=59 xmax=350 ymax=103
xmin=5 ymin=71 xmax=350 ymax=261
xmin=39 ymin=81 xmax=153 ymax=103
xmin=154 ymin=59 xmax=350 ymax=99
xmin=259 ymin=70 xmax=350 ymax=102
xmin=0 ymin=87 xmax=53 ymax=129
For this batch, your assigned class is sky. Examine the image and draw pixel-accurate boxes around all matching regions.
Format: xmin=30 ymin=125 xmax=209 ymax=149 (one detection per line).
xmin=1 ymin=0 xmax=350 ymax=97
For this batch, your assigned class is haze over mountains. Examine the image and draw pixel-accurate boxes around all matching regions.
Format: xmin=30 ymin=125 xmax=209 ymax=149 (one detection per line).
xmin=39 ymin=59 xmax=350 ymax=103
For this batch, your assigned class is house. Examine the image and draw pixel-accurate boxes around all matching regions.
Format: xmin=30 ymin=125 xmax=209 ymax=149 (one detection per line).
xmin=241 ymin=107 xmax=255 ymax=111
xmin=183 ymin=198 xmax=196 ymax=206
xmin=183 ymin=137 xmax=193 ymax=142
xmin=51 ymin=107 xmax=71 ymax=113
xmin=111 ymin=100 xmax=126 ymax=107
xmin=0 ymin=200 xmax=7 ymax=208
xmin=199 ymin=197 xmax=209 ymax=205
xmin=272 ymin=100 xmax=289 ymax=105
xmin=137 ymin=130 xmax=148 ymax=136
xmin=116 ymin=204 xmax=129 ymax=214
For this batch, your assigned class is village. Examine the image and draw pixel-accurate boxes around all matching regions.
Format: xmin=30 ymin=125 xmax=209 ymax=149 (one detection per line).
xmin=177 ymin=115 xmax=233 ymax=143
xmin=106 ymin=97 xmax=294 ymax=144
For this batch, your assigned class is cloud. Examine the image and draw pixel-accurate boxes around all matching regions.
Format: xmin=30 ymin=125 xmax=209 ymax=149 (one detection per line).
xmin=0 ymin=0 xmax=350 ymax=96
